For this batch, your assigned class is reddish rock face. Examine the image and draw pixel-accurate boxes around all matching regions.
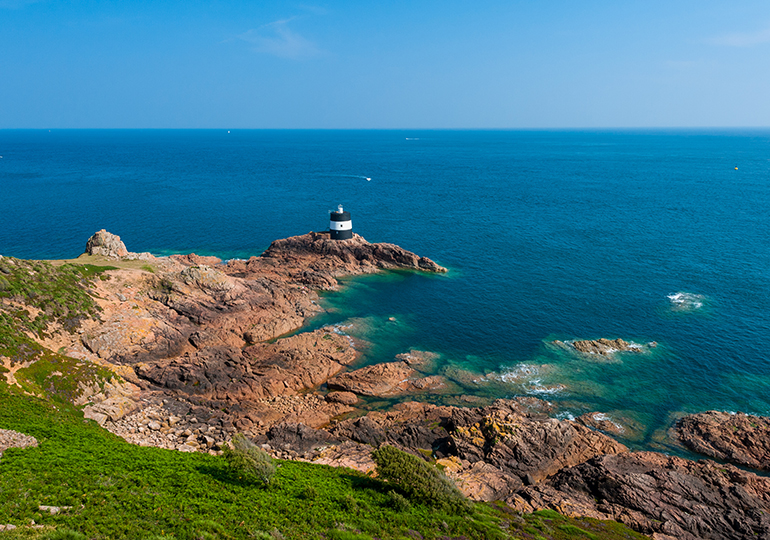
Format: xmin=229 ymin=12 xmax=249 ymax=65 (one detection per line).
xmin=72 ymin=229 xmax=447 ymax=438
xmin=517 ymin=452 xmax=770 ymax=540
xmin=675 ymin=411 xmax=770 ymax=472
xmin=327 ymin=361 xmax=419 ymax=397
xmin=136 ymin=327 xmax=357 ymax=402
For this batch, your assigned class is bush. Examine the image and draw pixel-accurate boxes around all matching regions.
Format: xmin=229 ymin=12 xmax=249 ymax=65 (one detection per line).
xmin=222 ymin=433 xmax=277 ymax=486
xmin=371 ymin=445 xmax=469 ymax=512
xmin=385 ymin=489 xmax=411 ymax=512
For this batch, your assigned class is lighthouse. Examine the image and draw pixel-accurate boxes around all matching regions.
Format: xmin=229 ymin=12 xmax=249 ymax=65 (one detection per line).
xmin=329 ymin=204 xmax=353 ymax=240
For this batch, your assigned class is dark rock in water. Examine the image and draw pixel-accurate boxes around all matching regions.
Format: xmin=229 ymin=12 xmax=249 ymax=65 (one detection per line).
xmin=517 ymin=451 xmax=770 ymax=540
xmin=395 ymin=350 xmax=440 ymax=372
xmin=675 ymin=411 xmax=770 ymax=472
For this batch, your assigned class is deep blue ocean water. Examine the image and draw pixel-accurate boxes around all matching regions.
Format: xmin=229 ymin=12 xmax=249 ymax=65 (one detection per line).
xmin=2 ymin=129 xmax=769 ymax=449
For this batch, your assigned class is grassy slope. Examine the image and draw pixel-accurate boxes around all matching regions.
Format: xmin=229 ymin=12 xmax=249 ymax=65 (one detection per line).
xmin=0 ymin=258 xmax=650 ymax=540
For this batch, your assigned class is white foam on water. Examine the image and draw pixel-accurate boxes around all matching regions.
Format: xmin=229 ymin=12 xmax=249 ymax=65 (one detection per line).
xmin=590 ymin=412 xmax=625 ymax=433
xmin=524 ymin=379 xmax=566 ymax=395
xmin=497 ymin=364 xmax=540 ymax=383
xmin=330 ymin=324 xmax=356 ymax=348
xmin=667 ymin=292 xmax=706 ymax=310
xmin=556 ymin=411 xmax=576 ymax=421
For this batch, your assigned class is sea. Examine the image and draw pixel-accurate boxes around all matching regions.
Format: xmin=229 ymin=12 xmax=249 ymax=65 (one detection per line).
xmin=2 ymin=129 xmax=769 ymax=451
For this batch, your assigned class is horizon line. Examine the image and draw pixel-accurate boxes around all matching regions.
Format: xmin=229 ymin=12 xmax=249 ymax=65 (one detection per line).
xmin=2 ymin=126 xmax=770 ymax=131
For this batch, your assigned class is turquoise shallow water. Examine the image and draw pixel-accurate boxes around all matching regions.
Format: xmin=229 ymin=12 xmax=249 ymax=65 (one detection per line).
xmin=2 ymin=129 xmax=770 ymax=449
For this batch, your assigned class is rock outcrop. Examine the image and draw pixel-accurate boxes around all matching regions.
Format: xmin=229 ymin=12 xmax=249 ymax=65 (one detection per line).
xmin=85 ymin=229 xmax=129 ymax=259
xmin=326 ymin=361 xmax=446 ymax=397
xmin=0 ymin=429 xmax=38 ymax=457
xmin=262 ymin=231 xmax=446 ymax=272
xmin=84 ymin=229 xmax=155 ymax=261
xmin=136 ymin=327 xmax=357 ymax=401
xmin=675 ymin=411 xmax=770 ymax=471
xmin=569 ymin=338 xmax=641 ymax=356
xmin=516 ymin=452 xmax=770 ymax=540
xmin=67 ymin=230 xmax=447 ymax=444
xmin=265 ymin=398 xmax=627 ymax=500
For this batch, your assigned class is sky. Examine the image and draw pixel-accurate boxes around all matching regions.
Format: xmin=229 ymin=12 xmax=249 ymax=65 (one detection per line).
xmin=1 ymin=0 xmax=770 ymax=128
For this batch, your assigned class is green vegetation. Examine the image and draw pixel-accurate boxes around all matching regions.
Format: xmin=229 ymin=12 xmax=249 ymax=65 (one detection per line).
xmin=0 ymin=383 xmax=652 ymax=540
xmin=0 ymin=259 xmax=117 ymax=402
xmin=0 ymin=257 xmax=115 ymax=339
xmin=222 ymin=433 xmax=277 ymax=486
xmin=371 ymin=445 xmax=470 ymax=512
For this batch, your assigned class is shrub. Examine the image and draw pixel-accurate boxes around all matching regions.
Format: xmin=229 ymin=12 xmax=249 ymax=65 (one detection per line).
xmin=222 ymin=433 xmax=277 ymax=486
xmin=385 ymin=489 xmax=411 ymax=512
xmin=301 ymin=484 xmax=319 ymax=500
xmin=371 ymin=445 xmax=470 ymax=512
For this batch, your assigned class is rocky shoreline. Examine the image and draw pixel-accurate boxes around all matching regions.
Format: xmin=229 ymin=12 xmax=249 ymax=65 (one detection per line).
xmin=5 ymin=229 xmax=770 ymax=540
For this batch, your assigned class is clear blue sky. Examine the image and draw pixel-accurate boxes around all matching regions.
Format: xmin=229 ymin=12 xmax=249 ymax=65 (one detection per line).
xmin=2 ymin=0 xmax=769 ymax=128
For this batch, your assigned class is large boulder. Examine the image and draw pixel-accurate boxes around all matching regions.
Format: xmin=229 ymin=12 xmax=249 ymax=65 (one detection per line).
xmin=85 ymin=229 xmax=129 ymax=258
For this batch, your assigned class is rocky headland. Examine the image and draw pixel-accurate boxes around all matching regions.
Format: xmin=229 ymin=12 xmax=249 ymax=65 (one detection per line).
xmin=4 ymin=229 xmax=770 ymax=540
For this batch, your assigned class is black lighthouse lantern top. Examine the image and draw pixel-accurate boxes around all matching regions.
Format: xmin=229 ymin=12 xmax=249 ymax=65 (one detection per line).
xmin=329 ymin=204 xmax=353 ymax=240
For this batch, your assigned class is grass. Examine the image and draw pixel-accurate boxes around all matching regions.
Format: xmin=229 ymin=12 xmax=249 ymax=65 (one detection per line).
xmin=0 ymin=383 xmax=654 ymax=540
xmin=0 ymin=387 xmax=514 ymax=539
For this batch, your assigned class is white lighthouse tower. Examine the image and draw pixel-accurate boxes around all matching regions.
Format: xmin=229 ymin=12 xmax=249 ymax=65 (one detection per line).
xmin=329 ymin=204 xmax=353 ymax=240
